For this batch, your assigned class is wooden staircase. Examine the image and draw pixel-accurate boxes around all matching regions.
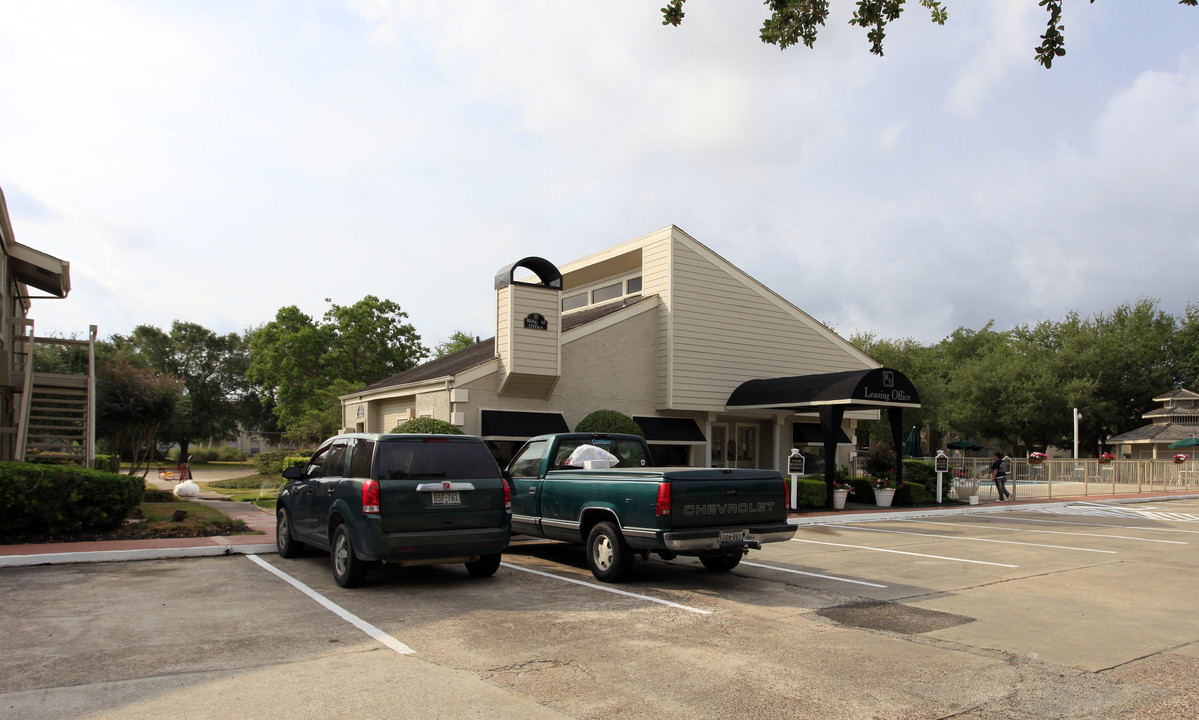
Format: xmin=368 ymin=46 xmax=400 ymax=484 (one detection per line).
xmin=11 ymin=321 xmax=96 ymax=467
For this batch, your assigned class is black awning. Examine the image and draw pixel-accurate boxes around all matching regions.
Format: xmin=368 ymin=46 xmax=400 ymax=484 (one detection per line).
xmin=480 ymin=410 xmax=569 ymax=440
xmin=727 ymin=367 xmax=920 ymax=411
xmin=633 ymin=416 xmax=706 ymax=444
xmin=793 ymin=423 xmax=852 ymax=445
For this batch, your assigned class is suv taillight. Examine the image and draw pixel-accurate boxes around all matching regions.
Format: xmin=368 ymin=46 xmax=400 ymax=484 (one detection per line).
xmin=362 ymin=479 xmax=381 ymax=514
xmin=503 ymin=480 xmax=512 ymax=511
xmin=655 ymin=482 xmax=671 ymax=517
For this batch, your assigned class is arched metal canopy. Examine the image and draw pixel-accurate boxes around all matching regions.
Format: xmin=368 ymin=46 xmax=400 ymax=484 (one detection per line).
xmin=494 ymin=256 xmax=563 ymax=291
xmin=727 ymin=367 xmax=921 ymax=510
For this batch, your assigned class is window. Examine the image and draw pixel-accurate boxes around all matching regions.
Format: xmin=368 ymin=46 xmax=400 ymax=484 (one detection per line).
xmin=349 ymin=439 xmax=375 ymax=478
xmin=324 ymin=442 xmax=348 ymax=478
xmin=305 ymin=444 xmax=333 ymax=478
xmin=508 ymin=440 xmax=547 ymax=478
xmin=591 ymin=282 xmax=622 ymax=304
xmin=627 ymin=276 xmax=642 ymax=293
xmin=562 ymin=294 xmax=587 ymax=311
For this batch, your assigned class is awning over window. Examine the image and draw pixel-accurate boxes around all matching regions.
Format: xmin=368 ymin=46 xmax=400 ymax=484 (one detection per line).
xmin=793 ymin=423 xmax=852 ymax=445
xmin=727 ymin=367 xmax=920 ymax=411
xmin=9 ymin=241 xmax=70 ymax=298
xmin=633 ymin=416 xmax=706 ymax=445
xmin=480 ymin=410 xmax=569 ymax=440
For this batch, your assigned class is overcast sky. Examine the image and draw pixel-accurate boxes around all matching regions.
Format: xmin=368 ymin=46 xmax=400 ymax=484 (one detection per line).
xmin=2 ymin=1 xmax=1197 ymax=351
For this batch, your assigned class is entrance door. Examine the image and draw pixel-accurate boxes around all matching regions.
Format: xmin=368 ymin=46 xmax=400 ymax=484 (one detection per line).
xmin=734 ymin=424 xmax=758 ymax=469
xmin=711 ymin=424 xmax=729 ymax=468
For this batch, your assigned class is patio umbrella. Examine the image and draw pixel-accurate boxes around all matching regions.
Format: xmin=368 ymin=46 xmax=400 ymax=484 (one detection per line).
xmin=947 ymin=440 xmax=983 ymax=451
xmin=1168 ymin=438 xmax=1199 ymax=449
xmin=904 ymin=426 xmax=922 ymax=457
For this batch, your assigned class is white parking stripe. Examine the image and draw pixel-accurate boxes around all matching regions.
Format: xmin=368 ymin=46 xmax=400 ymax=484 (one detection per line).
xmin=894 ymin=519 xmax=1187 ymax=544
xmin=790 ymin=538 xmax=1018 ymax=567
xmin=247 ymin=555 xmax=416 ymax=655
xmin=501 ymin=562 xmax=712 ymax=615
xmin=838 ymin=525 xmax=1117 ymax=553
xmin=739 ymin=560 xmax=888 ymax=588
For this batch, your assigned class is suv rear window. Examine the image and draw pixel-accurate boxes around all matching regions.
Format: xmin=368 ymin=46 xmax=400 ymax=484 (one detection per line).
xmin=376 ymin=439 xmax=501 ymax=480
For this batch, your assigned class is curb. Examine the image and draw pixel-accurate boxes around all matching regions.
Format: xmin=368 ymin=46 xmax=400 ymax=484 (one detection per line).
xmin=0 ymin=542 xmax=278 ymax=568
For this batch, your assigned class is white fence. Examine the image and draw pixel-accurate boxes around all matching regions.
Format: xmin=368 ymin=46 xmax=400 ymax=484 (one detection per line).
xmin=850 ymin=457 xmax=1199 ymax=502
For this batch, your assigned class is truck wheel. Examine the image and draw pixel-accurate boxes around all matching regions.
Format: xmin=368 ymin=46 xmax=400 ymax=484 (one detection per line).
xmin=331 ymin=524 xmax=368 ymax=588
xmin=276 ymin=508 xmax=305 ymax=559
xmin=587 ymin=521 xmax=633 ymax=582
xmin=700 ymin=553 xmax=742 ymax=571
xmin=465 ymin=553 xmax=502 ymax=578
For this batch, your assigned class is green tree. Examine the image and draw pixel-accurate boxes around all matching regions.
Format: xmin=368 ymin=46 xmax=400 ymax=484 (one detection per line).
xmin=95 ymin=355 xmax=184 ymax=476
xmin=660 ymin=1 xmax=1195 ymax=68
xmin=248 ymin=297 xmax=428 ymax=443
xmin=118 ymin=321 xmax=251 ymax=463
xmin=435 ymin=331 xmax=479 ymax=358
xmin=851 ymin=332 xmax=946 ymax=448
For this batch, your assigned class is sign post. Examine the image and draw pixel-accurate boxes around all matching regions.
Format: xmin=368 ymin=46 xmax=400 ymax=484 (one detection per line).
xmin=787 ymin=449 xmax=804 ymax=510
xmin=934 ymin=450 xmax=949 ymax=503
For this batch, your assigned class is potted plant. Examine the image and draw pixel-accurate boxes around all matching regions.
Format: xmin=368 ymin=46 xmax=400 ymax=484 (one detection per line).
xmin=831 ymin=480 xmax=853 ymax=510
xmin=1174 ymin=453 xmax=1189 ymax=465
xmin=1098 ymin=452 xmax=1115 ymax=465
xmin=1028 ymin=451 xmax=1047 ymax=466
xmin=872 ymin=477 xmax=901 ymax=508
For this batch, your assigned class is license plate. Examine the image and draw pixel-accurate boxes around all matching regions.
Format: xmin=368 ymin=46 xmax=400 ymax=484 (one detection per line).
xmin=719 ymin=530 xmax=747 ymax=543
xmin=432 ymin=491 xmax=461 ymax=506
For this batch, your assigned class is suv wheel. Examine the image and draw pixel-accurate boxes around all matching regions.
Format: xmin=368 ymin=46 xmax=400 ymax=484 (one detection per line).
xmin=331 ymin=524 xmax=368 ymax=588
xmin=276 ymin=508 xmax=305 ymax=559
xmin=465 ymin=552 xmax=502 ymax=578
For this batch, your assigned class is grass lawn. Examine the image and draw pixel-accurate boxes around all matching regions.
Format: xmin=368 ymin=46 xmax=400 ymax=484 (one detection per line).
xmin=199 ymin=474 xmax=283 ymax=511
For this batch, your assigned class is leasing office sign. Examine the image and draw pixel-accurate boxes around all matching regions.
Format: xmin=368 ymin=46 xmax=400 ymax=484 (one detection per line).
xmin=852 ymin=369 xmax=920 ymax=406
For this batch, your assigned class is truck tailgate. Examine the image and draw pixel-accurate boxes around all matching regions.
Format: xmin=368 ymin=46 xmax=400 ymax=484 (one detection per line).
xmin=663 ymin=468 xmax=787 ymax=529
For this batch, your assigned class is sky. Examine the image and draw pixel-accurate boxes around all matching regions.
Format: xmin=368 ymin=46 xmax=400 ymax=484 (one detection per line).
xmin=1 ymin=0 xmax=1197 ymax=351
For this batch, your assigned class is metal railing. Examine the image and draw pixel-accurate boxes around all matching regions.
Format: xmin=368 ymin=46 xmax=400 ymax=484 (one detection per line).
xmin=848 ymin=457 xmax=1198 ymax=502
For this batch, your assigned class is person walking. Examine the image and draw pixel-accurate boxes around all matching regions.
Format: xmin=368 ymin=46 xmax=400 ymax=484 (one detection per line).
xmin=990 ymin=452 xmax=1011 ymax=502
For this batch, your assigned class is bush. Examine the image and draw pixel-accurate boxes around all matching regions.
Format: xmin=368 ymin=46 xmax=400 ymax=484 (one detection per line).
xmin=788 ymin=477 xmax=828 ymax=508
xmin=902 ymin=459 xmax=936 ymax=487
xmin=897 ymin=480 xmax=927 ymax=505
xmin=574 ymin=409 xmax=644 ymax=437
xmin=208 ymin=476 xmax=287 ymax=490
xmin=391 ymin=417 xmax=464 ymax=434
xmin=171 ymin=446 xmax=247 ymax=463
xmin=93 ymin=454 xmax=113 ymax=472
xmin=0 ymin=462 xmax=144 ymax=540
xmin=255 ymin=449 xmax=314 ymax=475
xmin=864 ymin=443 xmax=897 ymax=481
xmin=283 ymin=455 xmax=310 ymax=470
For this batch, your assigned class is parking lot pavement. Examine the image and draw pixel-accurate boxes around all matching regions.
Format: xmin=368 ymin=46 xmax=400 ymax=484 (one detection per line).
xmin=4 ymin=498 xmax=1199 ymax=719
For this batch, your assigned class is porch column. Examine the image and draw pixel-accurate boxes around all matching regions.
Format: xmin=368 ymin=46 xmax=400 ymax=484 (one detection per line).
xmin=820 ymin=405 xmax=845 ymax=509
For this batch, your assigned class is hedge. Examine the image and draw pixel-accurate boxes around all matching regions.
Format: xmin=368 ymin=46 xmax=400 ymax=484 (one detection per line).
xmin=0 ymin=462 xmax=144 ymax=539
xmin=787 ymin=476 xmax=829 ymax=509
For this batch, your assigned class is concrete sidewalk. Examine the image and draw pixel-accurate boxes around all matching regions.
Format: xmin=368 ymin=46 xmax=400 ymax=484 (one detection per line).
xmin=3 ymin=484 xmax=1197 ymax=569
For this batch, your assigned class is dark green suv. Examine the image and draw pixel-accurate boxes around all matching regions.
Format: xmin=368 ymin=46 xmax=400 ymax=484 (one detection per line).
xmin=276 ymin=433 xmax=511 ymax=587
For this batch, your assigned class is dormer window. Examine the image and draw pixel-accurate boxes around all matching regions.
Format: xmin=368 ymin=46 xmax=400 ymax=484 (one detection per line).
xmin=561 ymin=275 xmax=643 ymax=312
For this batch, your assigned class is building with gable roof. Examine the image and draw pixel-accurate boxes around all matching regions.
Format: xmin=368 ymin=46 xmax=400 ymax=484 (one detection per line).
xmin=340 ymin=225 xmax=920 ymax=473
xmin=1106 ymin=386 xmax=1199 ymax=459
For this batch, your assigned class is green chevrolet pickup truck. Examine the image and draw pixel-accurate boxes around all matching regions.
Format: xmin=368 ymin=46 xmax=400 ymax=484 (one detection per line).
xmin=504 ymin=433 xmax=796 ymax=582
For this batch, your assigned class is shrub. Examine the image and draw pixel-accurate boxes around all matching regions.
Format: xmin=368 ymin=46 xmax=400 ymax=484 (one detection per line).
xmin=93 ymin=454 xmax=114 ymax=472
xmin=897 ymin=480 xmax=927 ymax=506
xmin=864 ymin=443 xmax=897 ymax=481
xmin=0 ymin=462 xmax=144 ymax=540
xmin=208 ymin=476 xmax=287 ymax=490
xmin=574 ymin=410 xmax=644 ymax=437
xmin=391 ymin=417 xmax=465 ymax=434
xmin=255 ymin=449 xmax=314 ymax=475
xmin=902 ymin=459 xmax=936 ymax=486
xmin=788 ymin=477 xmax=828 ymax=508
xmin=283 ymin=455 xmax=310 ymax=470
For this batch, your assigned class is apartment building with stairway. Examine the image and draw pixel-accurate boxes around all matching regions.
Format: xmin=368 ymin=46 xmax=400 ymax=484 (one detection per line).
xmin=0 ymin=184 xmax=93 ymax=467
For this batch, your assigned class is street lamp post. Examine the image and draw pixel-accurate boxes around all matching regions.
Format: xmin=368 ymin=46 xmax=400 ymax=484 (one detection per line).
xmin=1073 ymin=408 xmax=1082 ymax=460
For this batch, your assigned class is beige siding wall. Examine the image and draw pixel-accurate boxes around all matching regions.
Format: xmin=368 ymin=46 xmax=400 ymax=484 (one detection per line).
xmin=640 ymin=231 xmax=673 ymax=407
xmin=509 ymin=289 xmax=559 ymax=375
xmin=376 ymin=397 xmax=415 ymax=432
xmin=667 ymin=234 xmax=874 ymax=411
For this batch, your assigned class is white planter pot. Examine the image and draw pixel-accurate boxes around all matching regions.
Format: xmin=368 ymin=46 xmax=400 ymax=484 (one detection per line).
xmin=832 ymin=488 xmax=849 ymax=510
xmin=874 ymin=488 xmax=896 ymax=508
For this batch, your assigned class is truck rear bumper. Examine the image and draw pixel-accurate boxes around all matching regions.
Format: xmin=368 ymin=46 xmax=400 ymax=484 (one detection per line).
xmin=662 ymin=523 xmax=797 ymax=552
